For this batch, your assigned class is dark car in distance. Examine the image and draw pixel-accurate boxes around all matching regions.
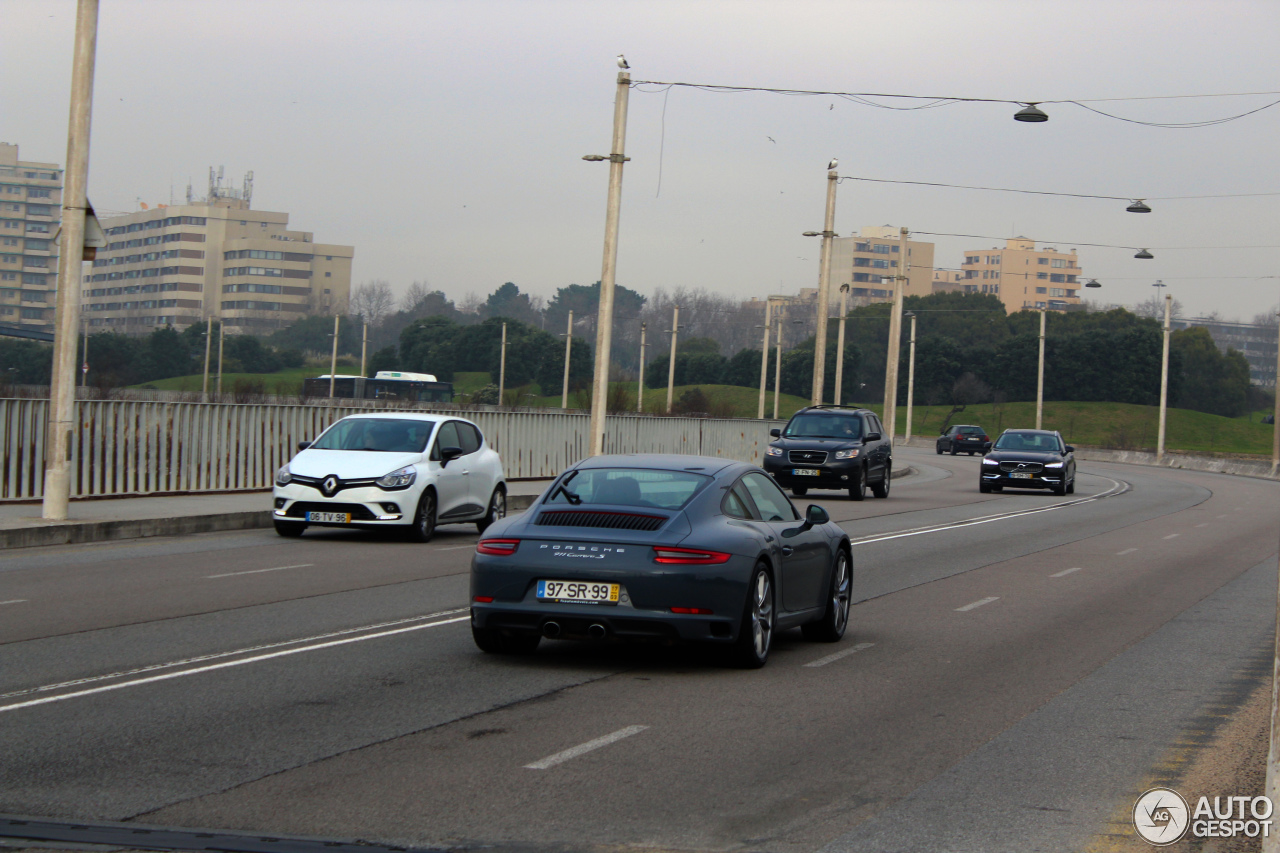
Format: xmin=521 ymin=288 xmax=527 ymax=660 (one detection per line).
xmin=762 ymin=406 xmax=892 ymax=501
xmin=979 ymin=429 xmax=1076 ymax=496
xmin=936 ymin=424 xmax=991 ymax=456
xmin=470 ymin=454 xmax=853 ymax=668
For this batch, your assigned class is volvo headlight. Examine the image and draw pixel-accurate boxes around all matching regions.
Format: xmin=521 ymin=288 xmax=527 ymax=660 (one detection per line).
xmin=275 ymin=464 xmax=292 ymax=486
xmin=765 ymin=446 xmax=783 ymax=457
xmin=981 ymin=459 xmax=999 ymax=466
xmin=376 ymin=465 xmax=417 ymax=489
xmin=833 ymin=449 xmax=859 ymax=460
xmin=1044 ymin=462 xmax=1064 ymax=468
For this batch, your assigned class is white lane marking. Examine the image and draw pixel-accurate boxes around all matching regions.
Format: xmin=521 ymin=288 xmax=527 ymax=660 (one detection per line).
xmin=804 ymin=642 xmax=875 ymax=668
xmin=0 ymin=616 xmax=468 ymax=714
xmin=0 ymin=599 xmax=28 ymax=605
xmin=1217 ymin=514 xmax=1228 ymax=519
xmin=206 ymin=563 xmax=314 ymax=579
xmin=0 ymin=607 xmax=469 ymax=708
xmin=1117 ymin=548 xmax=1138 ymax=555
xmin=1050 ymin=567 xmax=1082 ymax=578
xmin=1162 ymin=534 xmax=1180 ymax=540
xmin=955 ymin=597 xmax=1000 ymax=612
xmin=848 ymin=477 xmax=1128 ymax=547
xmin=435 ymin=545 xmax=475 ymax=551
xmin=1195 ymin=523 xmax=1209 ymax=528
xmin=524 ymin=725 xmax=649 ymax=770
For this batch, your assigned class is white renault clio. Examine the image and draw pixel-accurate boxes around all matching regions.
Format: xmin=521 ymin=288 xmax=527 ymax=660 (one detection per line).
xmin=272 ymin=413 xmax=506 ymax=541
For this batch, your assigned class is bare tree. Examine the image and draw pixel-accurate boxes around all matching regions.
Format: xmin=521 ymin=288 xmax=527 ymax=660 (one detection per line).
xmin=1131 ymin=294 xmax=1184 ymax=321
xmin=1252 ymin=310 xmax=1279 ymax=327
xmin=349 ymin=279 xmax=395 ymax=327
xmin=401 ymin=280 xmax=432 ymax=313
xmin=457 ymin=291 xmax=483 ymax=315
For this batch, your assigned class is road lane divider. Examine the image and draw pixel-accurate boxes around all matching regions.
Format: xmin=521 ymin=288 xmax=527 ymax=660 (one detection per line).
xmin=1163 ymin=533 xmax=1180 ymax=539
xmin=955 ymin=597 xmax=999 ymax=612
xmin=0 ymin=607 xmax=470 ymax=713
xmin=0 ymin=600 xmax=27 ymax=605
xmin=804 ymin=642 xmax=876 ymax=668
xmin=524 ymin=725 xmax=649 ymax=769
xmin=1050 ymin=568 xmax=1083 ymax=578
xmin=205 ymin=563 xmax=315 ymax=579
xmin=1117 ymin=548 xmax=1139 ymax=555
xmin=843 ymin=476 xmax=1129 ymax=548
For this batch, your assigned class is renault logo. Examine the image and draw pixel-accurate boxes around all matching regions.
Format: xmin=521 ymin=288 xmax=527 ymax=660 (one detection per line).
xmin=321 ymin=475 xmax=340 ymax=496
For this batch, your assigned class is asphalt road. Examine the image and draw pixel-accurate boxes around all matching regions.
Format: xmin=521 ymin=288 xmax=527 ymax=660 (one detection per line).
xmin=1 ymin=448 xmax=1276 ymax=853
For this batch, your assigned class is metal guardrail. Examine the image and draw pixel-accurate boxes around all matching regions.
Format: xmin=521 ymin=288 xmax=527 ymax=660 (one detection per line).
xmin=0 ymin=398 xmax=784 ymax=500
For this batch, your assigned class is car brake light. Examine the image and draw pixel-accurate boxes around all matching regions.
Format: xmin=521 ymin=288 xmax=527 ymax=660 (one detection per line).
xmin=653 ymin=546 xmax=731 ymax=565
xmin=670 ymin=606 xmax=714 ymax=615
xmin=473 ymin=595 xmax=495 ymax=603
xmin=477 ymin=539 xmax=520 ymax=555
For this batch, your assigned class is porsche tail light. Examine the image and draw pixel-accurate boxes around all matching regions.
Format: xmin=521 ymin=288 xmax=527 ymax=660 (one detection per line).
xmin=653 ymin=546 xmax=731 ymax=565
xmin=477 ymin=539 xmax=520 ymax=555
xmin=670 ymin=606 xmax=714 ymax=615
xmin=473 ymin=595 xmax=495 ymax=603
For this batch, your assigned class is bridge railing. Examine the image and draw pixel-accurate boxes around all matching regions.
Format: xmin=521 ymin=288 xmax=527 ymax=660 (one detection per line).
xmin=0 ymin=399 xmax=784 ymax=500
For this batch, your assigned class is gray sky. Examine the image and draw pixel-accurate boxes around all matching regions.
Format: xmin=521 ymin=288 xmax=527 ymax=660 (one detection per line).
xmin=5 ymin=0 xmax=1280 ymax=321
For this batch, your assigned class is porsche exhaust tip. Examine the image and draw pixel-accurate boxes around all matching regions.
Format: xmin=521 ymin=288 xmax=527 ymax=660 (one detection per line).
xmin=587 ymin=623 xmax=607 ymax=641
xmin=542 ymin=621 xmax=562 ymax=639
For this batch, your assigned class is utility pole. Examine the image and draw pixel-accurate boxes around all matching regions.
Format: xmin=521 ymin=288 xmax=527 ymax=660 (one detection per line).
xmin=80 ymin=320 xmax=89 ymax=388
xmin=216 ymin=320 xmax=226 ymax=396
xmin=328 ymin=315 xmax=339 ymax=398
xmin=586 ymin=68 xmax=631 ymax=455
xmin=1272 ymin=308 xmax=1280 ymax=477
xmin=905 ymin=312 xmax=917 ymax=444
xmin=881 ymin=227 xmax=908 ymax=440
xmin=43 ymin=0 xmax=99 ymax=521
xmin=637 ymin=321 xmax=646 ymax=413
xmin=201 ymin=320 xmax=212 ymax=402
xmin=1156 ymin=293 xmax=1172 ymax=462
xmin=499 ymin=321 xmax=507 ymax=407
xmin=665 ymin=305 xmax=679 ymax=414
xmin=834 ymin=284 xmax=850 ymax=406
xmin=561 ymin=309 xmax=573 ymax=409
xmin=757 ymin=299 xmax=772 ymax=418
xmin=1036 ymin=308 xmax=1046 ymax=430
xmin=773 ymin=317 xmax=784 ymax=420
xmin=808 ymin=169 xmax=838 ymax=405
xmin=360 ymin=321 xmax=368 ymax=377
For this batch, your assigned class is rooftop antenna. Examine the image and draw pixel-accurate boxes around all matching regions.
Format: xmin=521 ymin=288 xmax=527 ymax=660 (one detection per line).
xmin=243 ymin=170 xmax=254 ymax=207
xmin=186 ymin=178 xmax=194 ymax=205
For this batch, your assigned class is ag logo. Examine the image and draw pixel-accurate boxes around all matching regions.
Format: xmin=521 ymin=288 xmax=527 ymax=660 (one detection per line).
xmin=1133 ymin=787 xmax=1189 ymax=845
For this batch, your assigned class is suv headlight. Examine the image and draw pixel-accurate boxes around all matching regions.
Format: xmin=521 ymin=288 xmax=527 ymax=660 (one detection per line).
xmin=275 ymin=464 xmax=292 ymax=486
xmin=376 ymin=465 xmax=417 ymax=489
xmin=765 ymin=446 xmax=783 ymax=457
xmin=833 ymin=449 xmax=859 ymax=460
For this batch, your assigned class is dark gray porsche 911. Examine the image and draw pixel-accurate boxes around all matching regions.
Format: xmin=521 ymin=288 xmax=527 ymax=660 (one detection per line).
xmin=469 ymin=454 xmax=853 ymax=668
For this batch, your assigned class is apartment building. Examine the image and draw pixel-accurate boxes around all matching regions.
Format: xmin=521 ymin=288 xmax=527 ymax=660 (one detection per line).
xmin=1171 ymin=318 xmax=1278 ymax=387
xmin=829 ymin=226 xmax=935 ymax=308
xmin=961 ymin=237 xmax=1084 ymax=312
xmin=0 ymin=143 xmax=63 ymax=332
xmin=85 ymin=173 xmax=354 ymax=333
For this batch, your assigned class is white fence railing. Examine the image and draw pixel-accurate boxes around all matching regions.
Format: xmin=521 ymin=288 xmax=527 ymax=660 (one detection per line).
xmin=0 ymin=399 xmax=785 ymax=501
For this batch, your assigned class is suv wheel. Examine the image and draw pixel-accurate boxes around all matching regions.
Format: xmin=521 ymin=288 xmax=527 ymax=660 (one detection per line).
xmin=791 ymin=486 xmax=808 ymax=497
xmin=849 ymin=466 xmax=866 ymax=501
xmin=871 ymin=464 xmax=890 ymax=499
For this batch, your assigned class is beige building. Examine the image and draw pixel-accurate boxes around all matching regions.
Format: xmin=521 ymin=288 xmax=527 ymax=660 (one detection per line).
xmin=828 ymin=226 xmax=935 ymax=307
xmin=85 ymin=172 xmax=353 ymax=334
xmin=0 ymin=143 xmax=63 ymax=332
xmin=960 ymin=237 xmax=1083 ymax=312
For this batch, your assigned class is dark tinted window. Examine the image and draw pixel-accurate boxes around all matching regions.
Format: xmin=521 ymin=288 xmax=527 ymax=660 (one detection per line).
xmin=458 ymin=423 xmax=481 ymax=454
xmin=784 ymin=413 xmax=862 ymax=439
xmin=435 ymin=421 xmax=461 ymax=452
xmin=957 ymin=426 xmax=984 ymax=435
xmin=994 ymin=432 xmax=1059 ymax=452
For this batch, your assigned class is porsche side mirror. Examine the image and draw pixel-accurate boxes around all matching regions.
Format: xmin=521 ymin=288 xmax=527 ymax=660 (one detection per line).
xmin=784 ymin=504 xmax=830 ymax=538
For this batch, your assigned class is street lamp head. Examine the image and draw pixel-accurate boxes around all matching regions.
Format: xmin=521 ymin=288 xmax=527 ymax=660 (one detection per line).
xmin=904 ymin=311 xmax=915 ymax=318
xmin=1134 ymin=248 xmax=1154 ymax=259
xmin=802 ymin=231 xmax=821 ymax=237
xmin=1152 ymin=279 xmax=1166 ymax=288
xmin=1126 ymin=199 xmax=1152 ymax=213
xmin=581 ymin=154 xmax=608 ymax=162
xmin=1013 ymin=103 xmax=1049 ymax=122
xmin=1085 ymin=278 xmax=1102 ymax=288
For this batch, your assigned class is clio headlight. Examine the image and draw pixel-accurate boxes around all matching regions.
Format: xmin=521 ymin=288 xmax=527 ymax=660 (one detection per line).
xmin=275 ymin=464 xmax=292 ymax=486
xmin=376 ymin=465 xmax=417 ymax=489
xmin=765 ymin=446 xmax=783 ymax=457
xmin=833 ymin=449 xmax=860 ymax=459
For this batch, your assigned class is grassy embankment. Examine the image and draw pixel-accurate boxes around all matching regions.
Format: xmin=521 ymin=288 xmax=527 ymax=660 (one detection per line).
xmin=134 ymin=369 xmax=1276 ymax=456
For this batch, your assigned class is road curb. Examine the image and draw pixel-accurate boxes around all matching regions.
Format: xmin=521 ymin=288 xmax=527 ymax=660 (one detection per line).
xmin=1 ymin=494 xmax=540 ymax=550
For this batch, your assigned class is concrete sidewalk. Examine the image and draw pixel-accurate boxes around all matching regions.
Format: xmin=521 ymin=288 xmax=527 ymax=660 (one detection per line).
xmin=0 ymin=480 xmax=554 ymax=550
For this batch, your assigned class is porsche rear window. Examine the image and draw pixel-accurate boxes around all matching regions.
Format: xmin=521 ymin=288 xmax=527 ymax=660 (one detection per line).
xmin=547 ymin=468 xmax=710 ymax=510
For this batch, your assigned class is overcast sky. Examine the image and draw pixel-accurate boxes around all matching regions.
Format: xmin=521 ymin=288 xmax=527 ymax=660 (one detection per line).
xmin=5 ymin=0 xmax=1279 ymax=321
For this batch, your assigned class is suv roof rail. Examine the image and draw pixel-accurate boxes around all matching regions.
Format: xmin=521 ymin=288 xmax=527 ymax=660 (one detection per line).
xmin=803 ymin=404 xmax=866 ymax=412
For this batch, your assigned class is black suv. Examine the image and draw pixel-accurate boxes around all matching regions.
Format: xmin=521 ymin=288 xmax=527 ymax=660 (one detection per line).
xmin=763 ymin=406 xmax=892 ymax=501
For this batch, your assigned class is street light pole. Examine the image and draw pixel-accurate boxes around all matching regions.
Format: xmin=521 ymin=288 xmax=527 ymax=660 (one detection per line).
xmin=1157 ymin=293 xmax=1172 ymax=462
xmin=809 ymin=169 xmax=838 ymax=405
xmin=360 ymin=321 xmax=367 ymax=377
xmin=587 ymin=69 xmax=631 ymax=455
xmin=217 ymin=320 xmax=226 ymax=397
xmin=757 ymin=300 xmax=772 ymax=418
xmin=1272 ymin=309 xmax=1280 ymax=476
xmin=42 ymin=0 xmax=99 ymax=521
xmin=499 ymin=321 xmax=507 ymax=406
xmin=561 ymin=309 xmax=574 ymax=409
xmin=637 ymin=321 xmax=646 ymax=413
xmin=834 ymin=284 xmax=850 ymax=406
xmin=881 ymin=227 xmax=909 ymax=440
xmin=665 ymin=305 xmax=679 ymax=414
xmin=773 ymin=317 xmax=784 ymax=420
xmin=201 ymin=321 xmax=212 ymax=401
xmin=905 ymin=312 xmax=917 ymax=444
xmin=1035 ymin=308 xmax=1046 ymax=430
xmin=328 ymin=315 xmax=338 ymax=398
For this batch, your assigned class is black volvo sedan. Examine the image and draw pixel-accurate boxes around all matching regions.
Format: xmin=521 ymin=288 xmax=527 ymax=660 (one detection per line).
xmin=470 ymin=454 xmax=853 ymax=668
xmin=979 ymin=429 xmax=1076 ymax=495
